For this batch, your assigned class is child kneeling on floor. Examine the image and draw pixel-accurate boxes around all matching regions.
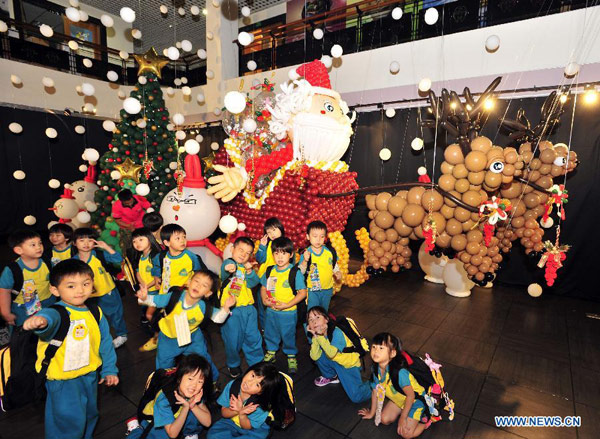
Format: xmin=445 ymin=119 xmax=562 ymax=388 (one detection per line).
xmin=126 ymin=353 xmax=212 ymax=439
xmin=358 ymin=333 xmax=430 ymax=439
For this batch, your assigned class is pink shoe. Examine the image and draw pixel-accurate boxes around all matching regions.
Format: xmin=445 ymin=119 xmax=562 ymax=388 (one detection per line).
xmin=314 ymin=376 xmax=340 ymax=387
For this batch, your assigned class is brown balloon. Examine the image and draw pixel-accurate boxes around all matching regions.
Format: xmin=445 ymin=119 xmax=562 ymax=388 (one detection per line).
xmin=465 ymin=151 xmax=487 ymax=172
xmin=422 ymin=212 xmax=446 ymax=233
xmin=436 ymin=232 xmax=451 ymax=248
xmin=454 ymin=179 xmax=470 ymax=193
xmin=388 ymin=196 xmax=408 ymax=217
xmin=523 ymin=193 xmax=540 ymax=209
xmin=454 ymin=207 xmax=471 ymax=222
xmin=445 ymin=218 xmax=462 ymax=236
xmin=484 ymin=171 xmax=502 ymax=190
xmin=467 ymin=230 xmax=483 ymax=243
xmin=470 ymin=254 xmax=483 ymax=266
xmin=440 ymin=161 xmax=455 ymax=174
xmin=385 ymin=228 xmax=399 ymax=242
xmin=420 ymin=190 xmax=444 ymax=211
xmin=374 ymin=247 xmax=385 ymax=257
xmin=470 ymin=136 xmax=493 ymax=153
xmin=401 ymin=203 xmax=425 ymax=227
xmin=468 ymin=171 xmax=485 ymax=186
xmin=396 ymin=190 xmax=408 ymax=199
xmin=441 ymin=205 xmax=455 ymax=219
xmin=407 ymin=187 xmax=426 ymax=205
xmin=375 ymin=230 xmax=386 ymax=243
xmin=381 ymin=241 xmax=392 ymax=252
xmin=444 ymin=143 xmax=464 ymax=165
xmin=451 ymin=235 xmax=467 ymax=251
xmin=394 ymin=217 xmax=413 ymax=237
xmin=452 ymin=164 xmax=469 ymax=179
xmin=462 ymin=219 xmax=475 ymax=232
xmin=467 ymin=265 xmax=479 ymax=276
xmin=366 ymin=194 xmax=376 ymax=210
xmin=438 ymin=174 xmax=456 ymax=192
xmin=375 ymin=211 xmax=395 ymax=229
xmin=460 ymin=252 xmax=471 ymax=263
xmin=461 ymin=191 xmax=482 ymax=208
xmin=368 ymin=241 xmax=379 ymax=251
xmin=414 ymin=225 xmax=424 ymax=239
xmin=375 ymin=192 xmax=392 ymax=211
xmin=466 ymin=241 xmax=481 ymax=255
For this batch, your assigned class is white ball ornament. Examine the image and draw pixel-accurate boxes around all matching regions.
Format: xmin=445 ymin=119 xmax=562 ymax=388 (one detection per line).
xmin=102 ymin=186 xmax=109 ymax=191
xmin=224 ymin=91 xmax=247 ymax=114
xmin=48 ymin=178 xmax=61 ymax=188
xmin=182 ymin=86 xmax=191 ymax=96
xmin=79 ymin=164 xmax=88 ymax=172
xmin=196 ymin=93 xmax=205 ymax=103
xmin=181 ymin=40 xmax=193 ymax=52
xmin=40 ymin=24 xmax=54 ymax=37
xmin=0 ymin=20 xmax=7 ymax=33
xmin=389 ymin=61 xmax=400 ymax=74
xmin=167 ymin=87 xmax=175 ymax=96
xmin=84 ymin=201 xmax=97 ymax=212
xmin=138 ymin=76 xmax=147 ymax=85
xmin=24 ymin=215 xmax=37 ymax=226
xmin=527 ymin=283 xmax=543 ymax=297
xmin=241 ymin=6 xmax=251 ymax=17
xmin=83 ymin=103 xmax=94 ymax=113
xmin=379 ymin=148 xmax=392 ymax=161
xmin=210 ymin=142 xmax=220 ymax=151
xmin=219 ymin=215 xmax=238 ymax=234
xmin=321 ymin=55 xmax=333 ymax=68
xmin=123 ymin=97 xmax=142 ymax=114
xmin=167 ymin=46 xmax=180 ymax=60
xmin=13 ymin=170 xmax=26 ymax=180
xmin=106 ymin=70 xmax=118 ymax=81
xmin=424 ymin=8 xmax=439 ymax=25
xmin=69 ymin=0 xmax=79 ymax=6
xmin=418 ymin=166 xmax=428 ymax=176
xmin=418 ymin=78 xmax=432 ymax=93
xmin=195 ymin=134 xmax=204 ymax=143
xmin=119 ymin=50 xmax=129 ymax=60
xmin=111 ymin=170 xmax=121 ymax=180
xmin=411 ymin=137 xmax=424 ymax=150
xmin=540 ymin=217 xmax=554 ymax=228
xmin=79 ymin=11 xmax=88 ymax=22
xmin=238 ymin=223 xmax=247 ymax=232
xmin=45 ymin=127 xmax=58 ymax=139
xmin=65 ymin=7 xmax=80 ymax=22
xmin=181 ymin=77 xmax=188 ymax=84
xmin=197 ymin=49 xmax=207 ymax=59
xmin=392 ymin=7 xmax=403 ymax=20
xmin=102 ymin=120 xmax=116 ymax=132
xmin=117 ymin=90 xmax=126 ymax=99
xmin=313 ymin=28 xmax=324 ymax=40
xmin=174 ymin=78 xmax=182 ymax=86
xmin=83 ymin=148 xmax=100 ymax=162
xmin=169 ymin=161 xmax=178 ymax=170
xmin=238 ymin=32 xmax=252 ymax=46
xmin=191 ymin=6 xmax=200 ymax=15
xmin=135 ymin=183 xmax=150 ymax=196
xmin=81 ymin=83 xmax=95 ymax=96
xmin=68 ymin=40 xmax=79 ymax=50
xmin=82 ymin=58 xmax=93 ymax=68
xmin=212 ymin=0 xmax=221 ymax=8
xmin=120 ymin=7 xmax=136 ymax=23
xmin=74 ymin=125 xmax=85 ymax=134
xmin=330 ymin=44 xmax=343 ymax=58
xmin=184 ymin=139 xmax=200 ymax=155
xmin=167 ymin=123 xmax=175 ymax=131
xmin=175 ymin=130 xmax=186 ymax=140
xmin=178 ymin=7 xmax=185 ymax=16
xmin=160 ymin=5 xmax=168 ymax=14
xmin=136 ymin=119 xmax=147 ymax=129
xmin=172 ymin=113 xmax=185 ymax=125
xmin=9 ymin=122 xmax=23 ymax=134
xmin=485 ymin=35 xmax=500 ymax=52
xmin=76 ymin=211 xmax=91 ymax=223
xmin=243 ymin=118 xmax=257 ymax=133
xmin=132 ymin=29 xmax=142 ymax=39
xmin=42 ymin=77 xmax=55 ymax=88
xmin=10 ymin=75 xmax=22 ymax=85
xmin=206 ymin=32 xmax=214 ymax=40
xmin=564 ymin=62 xmax=580 ymax=77
xmin=176 ymin=41 xmax=182 ymax=49
xmin=247 ymin=60 xmax=257 ymax=71
xmin=100 ymin=14 xmax=114 ymax=27
xmin=385 ymin=108 xmax=396 ymax=118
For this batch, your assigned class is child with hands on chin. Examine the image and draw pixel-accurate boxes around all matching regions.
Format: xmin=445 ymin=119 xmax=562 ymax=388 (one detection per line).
xmin=72 ymin=227 xmax=128 ymax=348
xmin=260 ymin=237 xmax=307 ymax=374
xmin=23 ymin=259 xmax=118 ymax=439
xmin=358 ymin=333 xmax=430 ymax=439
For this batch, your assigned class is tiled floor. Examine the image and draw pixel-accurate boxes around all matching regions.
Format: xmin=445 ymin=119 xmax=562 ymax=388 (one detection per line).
xmin=2 ymin=269 xmax=600 ymax=439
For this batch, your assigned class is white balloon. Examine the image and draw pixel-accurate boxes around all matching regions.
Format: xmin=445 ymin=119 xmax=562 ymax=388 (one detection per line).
xmin=313 ymin=28 xmax=324 ymax=40
xmin=238 ymin=223 xmax=246 ymax=231
xmin=181 ymin=40 xmax=193 ymax=52
xmin=132 ymin=28 xmax=142 ymax=39
xmin=136 ymin=119 xmax=147 ymax=129
xmin=69 ymin=0 xmax=79 ymax=6
xmin=321 ymin=55 xmax=333 ymax=69
xmin=83 ymin=102 xmax=94 ymax=113
xmin=42 ymin=76 xmax=55 ymax=88
xmin=206 ymin=70 xmax=214 ymax=79
xmin=418 ymin=166 xmax=427 ymax=176
xmin=181 ymin=77 xmax=188 ymax=84
xmin=191 ymin=6 xmax=200 ymax=15
xmin=443 ymin=259 xmax=474 ymax=297
xmin=13 ymin=170 xmax=26 ymax=180
xmin=391 ymin=7 xmax=403 ymax=20
xmin=212 ymin=0 xmax=221 ymax=8
xmin=389 ymin=61 xmax=400 ymax=74
xmin=379 ymin=148 xmax=391 ymax=161
xmin=197 ymin=49 xmax=207 ymax=59
xmin=76 ymin=211 xmax=91 ymax=223
xmin=79 ymin=11 xmax=89 ymax=22
xmin=527 ymin=283 xmax=543 ymax=297
xmin=39 ymin=24 xmax=53 ymax=37
xmin=247 ymin=60 xmax=257 ymax=71
xmin=135 ymin=183 xmax=150 ymax=196
xmin=206 ymin=31 xmax=214 ymax=40
xmin=418 ymin=241 xmax=447 ymax=283
xmin=224 ymin=91 xmax=247 ymax=114
xmin=182 ymin=86 xmax=191 ymax=95
xmin=167 ymin=123 xmax=175 ymax=131
xmin=385 ymin=108 xmax=396 ymax=118
xmin=68 ymin=40 xmax=79 ymax=50
xmin=178 ymin=7 xmax=185 ymax=16
xmin=418 ymin=78 xmax=432 ymax=92
xmin=564 ymin=62 xmax=580 ymax=77
xmin=84 ymin=201 xmax=97 ymax=212
xmin=172 ymin=113 xmax=185 ymax=125
xmin=211 ymin=142 xmax=219 ymax=151
xmin=110 ymin=170 xmax=121 ymax=180
xmin=120 ymin=7 xmax=136 ymax=23
xmin=100 ymin=14 xmax=114 ymax=27
xmin=81 ymin=82 xmax=95 ymax=96
xmin=242 ymin=6 xmax=251 ymax=17
xmin=123 ymin=97 xmax=142 ymax=114
xmin=83 ymin=148 xmax=100 ymax=162
xmin=117 ymin=90 xmax=126 ymax=99
xmin=243 ymin=118 xmax=257 ymax=133
xmin=79 ymin=164 xmax=88 ymax=172
xmin=195 ymin=134 xmax=204 ymax=143
xmin=330 ymin=44 xmax=343 ymax=58
xmin=238 ymin=32 xmax=252 ymax=46
xmin=160 ymin=5 xmax=168 ymax=14
xmin=119 ymin=50 xmax=129 ymax=60
xmin=424 ymin=7 xmax=439 ymax=25
xmin=219 ymin=215 xmax=238 ymax=234
xmin=485 ymin=35 xmax=500 ymax=52
xmin=174 ymin=78 xmax=182 ymax=86
xmin=9 ymin=122 xmax=23 ymax=134
xmin=196 ymin=93 xmax=205 ymax=103
xmin=175 ymin=130 xmax=186 ymax=140
xmin=48 ymin=178 xmax=61 ymax=188
xmin=184 ymin=139 xmax=200 ymax=155
xmin=138 ymin=75 xmax=147 ymax=85
xmin=10 ymin=74 xmax=22 ymax=85
xmin=411 ymin=137 xmax=424 ymax=150
xmin=74 ymin=125 xmax=85 ymax=134
xmin=540 ymin=216 xmax=554 ymax=228
xmin=0 ymin=20 xmax=8 ymax=33
xmin=45 ymin=127 xmax=58 ymax=139
xmin=24 ymin=215 xmax=37 ymax=226
xmin=82 ymin=58 xmax=93 ymax=68
xmin=102 ymin=120 xmax=116 ymax=132
xmin=167 ymin=46 xmax=180 ymax=60
xmin=65 ymin=7 xmax=80 ymax=22
xmin=166 ymin=87 xmax=175 ymax=96
xmin=169 ymin=161 xmax=178 ymax=170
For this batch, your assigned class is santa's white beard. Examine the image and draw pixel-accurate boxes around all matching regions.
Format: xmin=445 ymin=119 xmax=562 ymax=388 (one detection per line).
xmin=291 ymin=112 xmax=352 ymax=162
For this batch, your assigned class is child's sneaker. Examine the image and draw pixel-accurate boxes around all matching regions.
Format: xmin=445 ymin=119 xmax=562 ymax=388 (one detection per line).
xmin=184 ymin=435 xmax=199 ymax=439
xmin=139 ymin=336 xmax=158 ymax=352
xmin=287 ymin=355 xmax=298 ymax=374
xmin=263 ymin=351 xmax=276 ymax=363
xmin=314 ymin=375 xmax=340 ymax=387
xmin=113 ymin=335 xmax=128 ymax=349
xmin=228 ymin=366 xmax=242 ymax=378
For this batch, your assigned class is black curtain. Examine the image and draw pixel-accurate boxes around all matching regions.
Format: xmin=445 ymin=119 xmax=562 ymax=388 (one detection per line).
xmin=341 ymin=96 xmax=600 ymax=300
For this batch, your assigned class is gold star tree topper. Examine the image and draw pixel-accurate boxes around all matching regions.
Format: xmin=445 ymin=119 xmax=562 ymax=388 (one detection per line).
xmin=133 ymin=47 xmax=170 ymax=79
xmin=114 ymin=158 xmax=143 ymax=183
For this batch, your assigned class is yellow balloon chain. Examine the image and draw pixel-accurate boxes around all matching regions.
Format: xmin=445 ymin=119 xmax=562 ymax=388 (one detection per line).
xmin=328 ymin=228 xmax=370 ymax=292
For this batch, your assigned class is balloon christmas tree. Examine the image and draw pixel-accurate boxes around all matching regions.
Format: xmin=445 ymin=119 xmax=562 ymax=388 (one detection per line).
xmin=90 ymin=48 xmax=178 ymax=230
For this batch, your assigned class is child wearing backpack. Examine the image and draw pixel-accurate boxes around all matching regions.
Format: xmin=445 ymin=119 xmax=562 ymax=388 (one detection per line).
xmin=125 ymin=353 xmax=212 ymax=439
xmin=142 ymin=211 xmax=165 ymax=247
xmin=260 ymin=237 xmax=307 ymax=374
xmin=358 ymin=333 xmax=429 ymax=439
xmin=207 ymin=362 xmax=294 ymax=439
xmin=0 ymin=230 xmax=55 ymax=327
xmin=136 ymin=270 xmax=235 ymax=381
xmin=255 ymin=217 xmax=284 ymax=329
xmin=298 ymin=221 xmax=341 ymax=312
xmin=23 ymin=259 xmax=118 ymax=439
xmin=306 ymin=306 xmax=371 ymax=403
xmin=72 ymin=227 xmax=128 ymax=348
xmin=48 ymin=223 xmax=74 ymax=266
xmin=132 ymin=227 xmax=163 ymax=352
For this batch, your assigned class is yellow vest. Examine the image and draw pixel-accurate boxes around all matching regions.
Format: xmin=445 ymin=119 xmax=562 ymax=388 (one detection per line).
xmin=221 ymin=265 xmax=254 ymax=307
xmin=266 ymin=265 xmax=297 ymax=312
xmin=13 ymin=259 xmax=51 ymax=304
xmin=84 ymin=254 xmax=116 ymax=297
xmin=306 ymin=247 xmax=334 ymax=291
xmin=334 ymin=331 xmax=361 ymax=369
xmin=257 ymin=241 xmax=275 ymax=277
xmin=159 ymin=252 xmax=195 ymax=295
xmin=36 ymin=305 xmax=104 ymax=380
xmin=375 ymin=368 xmax=426 ymax=408
xmin=138 ymin=254 xmax=158 ymax=293
xmin=51 ymin=246 xmax=72 ymax=266
xmin=159 ymin=295 xmax=205 ymax=339
xmin=142 ymin=389 xmax=183 ymax=419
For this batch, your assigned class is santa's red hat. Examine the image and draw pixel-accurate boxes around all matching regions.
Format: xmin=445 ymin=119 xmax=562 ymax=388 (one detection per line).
xmin=61 ymin=186 xmax=75 ymax=199
xmin=288 ymin=60 xmax=340 ymax=100
xmin=182 ymin=154 xmax=205 ymax=189
xmin=84 ymin=165 xmax=97 ymax=184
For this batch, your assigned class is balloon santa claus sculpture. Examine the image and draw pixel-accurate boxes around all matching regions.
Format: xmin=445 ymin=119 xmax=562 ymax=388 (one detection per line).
xmin=49 ymin=165 xmax=99 ymax=229
xmin=208 ymin=60 xmax=368 ymax=288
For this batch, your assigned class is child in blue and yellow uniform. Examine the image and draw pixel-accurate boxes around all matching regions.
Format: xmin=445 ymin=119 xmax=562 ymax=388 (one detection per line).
xmin=306 ymin=306 xmax=371 ymax=403
xmin=152 ymin=224 xmax=204 ymax=296
xmin=260 ymin=237 xmax=307 ymax=374
xmin=255 ymin=217 xmax=284 ymax=329
xmin=359 ymin=333 xmax=429 ymax=439
xmin=23 ymin=259 xmax=118 ymax=439
xmin=207 ymin=362 xmax=283 ymax=439
xmin=220 ymin=236 xmax=264 ymax=378
xmin=132 ymin=227 xmax=162 ymax=352
xmin=299 ymin=221 xmax=341 ymax=312
xmin=0 ymin=230 xmax=55 ymax=327
xmin=136 ymin=270 xmax=234 ymax=381
xmin=72 ymin=227 xmax=128 ymax=348
xmin=125 ymin=354 xmax=212 ymax=439
xmin=48 ymin=223 xmax=74 ymax=266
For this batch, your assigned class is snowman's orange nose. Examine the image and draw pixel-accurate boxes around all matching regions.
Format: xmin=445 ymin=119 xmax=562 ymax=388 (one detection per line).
xmin=172 ymin=205 xmax=180 ymax=211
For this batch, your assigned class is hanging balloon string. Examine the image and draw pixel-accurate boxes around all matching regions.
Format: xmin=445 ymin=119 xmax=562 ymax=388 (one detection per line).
xmin=380 ymin=109 xmax=385 ymax=184
xmin=394 ymin=107 xmax=411 ymax=184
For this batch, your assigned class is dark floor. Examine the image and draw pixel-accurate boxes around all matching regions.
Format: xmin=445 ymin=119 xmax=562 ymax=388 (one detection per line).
xmin=2 ymin=269 xmax=600 ymax=439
